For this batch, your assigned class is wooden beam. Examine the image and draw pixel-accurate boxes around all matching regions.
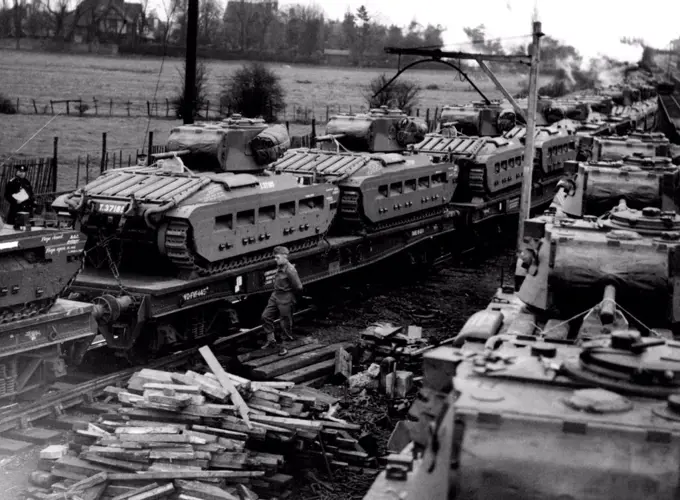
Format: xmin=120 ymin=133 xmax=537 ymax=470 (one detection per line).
xmin=517 ymin=21 xmax=544 ymax=252
xmin=475 ymin=58 xmax=528 ymax=123
xmin=198 ymin=346 xmax=252 ymax=429
xmin=384 ymin=47 xmax=531 ymax=64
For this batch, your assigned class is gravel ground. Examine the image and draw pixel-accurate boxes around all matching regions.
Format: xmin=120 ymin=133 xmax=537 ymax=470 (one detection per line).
xmin=0 ymin=237 xmax=514 ymax=499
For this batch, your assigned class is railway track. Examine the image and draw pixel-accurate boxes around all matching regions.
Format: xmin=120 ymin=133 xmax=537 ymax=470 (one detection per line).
xmin=0 ymin=307 xmax=314 ymax=449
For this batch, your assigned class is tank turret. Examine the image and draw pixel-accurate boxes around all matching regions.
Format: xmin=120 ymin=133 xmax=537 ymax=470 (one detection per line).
xmin=166 ymin=115 xmax=290 ymax=173
xmin=52 ymin=116 xmax=337 ymax=278
xmin=517 ymin=206 xmax=680 ymax=336
xmin=0 ymin=216 xmax=85 ymax=322
xmin=319 ymin=106 xmax=428 ymax=153
xmin=438 ymin=100 xmax=517 ymax=136
xmin=552 ymin=158 xmax=680 ymax=217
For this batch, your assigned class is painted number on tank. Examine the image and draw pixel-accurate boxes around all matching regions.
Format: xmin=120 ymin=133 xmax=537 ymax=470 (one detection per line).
xmin=411 ymin=228 xmax=425 ymax=237
xmin=259 ymin=181 xmax=275 ymax=189
xmin=97 ymin=203 xmax=125 ymax=214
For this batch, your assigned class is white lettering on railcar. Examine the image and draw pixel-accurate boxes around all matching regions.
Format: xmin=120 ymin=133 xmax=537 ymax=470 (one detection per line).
xmin=182 ymin=286 xmax=209 ymax=302
xmin=98 ymin=203 xmax=125 ymax=214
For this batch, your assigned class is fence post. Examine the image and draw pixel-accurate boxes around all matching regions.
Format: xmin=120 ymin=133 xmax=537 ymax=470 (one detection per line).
xmin=50 ymin=100 xmax=54 ymax=114
xmin=166 ymin=99 xmax=169 ymax=117
xmin=326 ymin=105 xmax=329 ymax=122
xmin=126 ymin=101 xmax=131 ymax=117
xmin=85 ymin=154 xmax=90 ymax=184
xmin=101 ymin=132 xmax=107 ymax=174
xmin=66 ymin=101 xmax=70 ymax=115
xmin=32 ymin=99 xmax=37 ymax=114
xmin=285 ymin=121 xmax=290 ymax=134
xmin=52 ymin=137 xmax=59 ymax=192
xmin=147 ymin=131 xmax=154 ymax=166
xmin=206 ymin=100 xmax=210 ymax=120
xmin=93 ymin=97 xmax=98 ymax=116
xmin=311 ymin=119 xmax=317 ymax=148
xmin=426 ymin=108 xmax=430 ymax=129
xmin=147 ymin=101 xmax=151 ymax=117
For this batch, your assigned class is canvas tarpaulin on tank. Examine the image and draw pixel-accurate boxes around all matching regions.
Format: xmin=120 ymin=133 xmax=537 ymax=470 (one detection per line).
xmin=547 ymin=237 xmax=671 ymax=322
xmin=167 ymin=127 xmax=228 ymax=171
xmin=250 ymin=124 xmax=290 ymax=165
xmin=396 ymin=118 xmax=428 ymax=146
xmin=584 ymin=171 xmax=664 ymax=213
xmin=326 ymin=116 xmax=374 ymax=151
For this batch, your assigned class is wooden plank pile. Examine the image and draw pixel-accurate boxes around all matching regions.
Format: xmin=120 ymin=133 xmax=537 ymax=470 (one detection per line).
xmin=237 ymin=338 xmax=355 ymax=385
xmin=359 ymin=323 xmax=433 ymax=366
xmin=23 ymin=347 xmax=371 ymax=500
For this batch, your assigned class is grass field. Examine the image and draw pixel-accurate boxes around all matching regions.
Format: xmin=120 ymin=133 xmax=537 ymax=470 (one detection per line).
xmin=0 ymin=49 xmax=537 ymax=190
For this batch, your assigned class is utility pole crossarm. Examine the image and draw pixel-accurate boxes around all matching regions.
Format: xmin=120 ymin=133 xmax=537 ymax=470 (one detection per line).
xmin=384 ymin=47 xmax=531 ymax=65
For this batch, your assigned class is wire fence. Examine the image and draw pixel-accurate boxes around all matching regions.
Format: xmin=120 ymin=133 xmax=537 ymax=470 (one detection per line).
xmin=7 ymin=97 xmax=459 ymax=124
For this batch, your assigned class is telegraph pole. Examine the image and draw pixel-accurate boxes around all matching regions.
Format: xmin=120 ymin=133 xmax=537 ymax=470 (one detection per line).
xmin=516 ymin=21 xmax=543 ymax=252
xmin=182 ymin=0 xmax=199 ymax=125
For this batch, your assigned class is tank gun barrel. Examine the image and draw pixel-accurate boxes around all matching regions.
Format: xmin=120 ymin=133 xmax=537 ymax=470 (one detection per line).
xmin=600 ymin=284 xmax=617 ymax=325
xmin=151 ymin=150 xmax=191 ymax=160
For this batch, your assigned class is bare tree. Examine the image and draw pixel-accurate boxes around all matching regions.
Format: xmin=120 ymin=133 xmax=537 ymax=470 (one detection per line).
xmin=198 ymin=0 xmax=221 ymax=45
xmin=45 ymin=0 xmax=74 ymax=40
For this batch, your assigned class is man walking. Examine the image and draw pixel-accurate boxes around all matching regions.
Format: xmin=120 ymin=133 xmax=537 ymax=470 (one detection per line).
xmin=261 ymin=246 xmax=303 ymax=356
xmin=4 ymin=165 xmax=34 ymax=226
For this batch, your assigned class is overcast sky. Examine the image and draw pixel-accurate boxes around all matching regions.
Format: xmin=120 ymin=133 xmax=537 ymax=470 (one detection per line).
xmin=318 ymin=0 xmax=679 ymax=63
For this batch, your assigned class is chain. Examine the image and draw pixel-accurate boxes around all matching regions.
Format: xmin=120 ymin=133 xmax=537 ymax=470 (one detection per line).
xmin=100 ymin=231 xmax=130 ymax=296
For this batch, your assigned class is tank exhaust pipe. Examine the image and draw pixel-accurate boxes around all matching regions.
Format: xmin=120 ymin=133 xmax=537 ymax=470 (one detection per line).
xmin=600 ymin=284 xmax=617 ymax=325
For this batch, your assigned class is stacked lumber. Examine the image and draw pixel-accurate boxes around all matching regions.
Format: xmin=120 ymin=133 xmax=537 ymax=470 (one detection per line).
xmin=238 ymin=338 xmax=355 ymax=385
xmin=23 ymin=347 xmax=370 ymax=500
xmin=359 ymin=323 xmax=432 ymax=366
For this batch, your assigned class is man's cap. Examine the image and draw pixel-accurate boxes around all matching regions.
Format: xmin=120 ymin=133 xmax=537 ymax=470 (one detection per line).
xmin=14 ymin=165 xmax=26 ymax=173
xmin=273 ymin=246 xmax=290 ymax=256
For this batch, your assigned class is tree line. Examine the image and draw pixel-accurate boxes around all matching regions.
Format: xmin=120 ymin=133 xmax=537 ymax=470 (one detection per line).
xmin=0 ymin=0 xmax=590 ymax=71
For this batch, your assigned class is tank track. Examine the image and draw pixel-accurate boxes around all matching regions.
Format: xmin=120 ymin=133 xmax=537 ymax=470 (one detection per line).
xmin=0 ymin=297 xmax=58 ymax=324
xmin=341 ymin=206 xmax=448 ymax=235
xmin=163 ymin=220 xmax=323 ymax=277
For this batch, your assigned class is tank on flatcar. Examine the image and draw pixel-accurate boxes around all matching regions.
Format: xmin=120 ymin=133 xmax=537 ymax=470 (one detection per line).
xmin=273 ymin=107 xmax=457 ymax=233
xmin=52 ymin=116 xmax=339 ymax=278
xmin=412 ymin=123 xmax=578 ymax=209
xmin=0 ymin=216 xmax=85 ymax=321
xmin=437 ymin=100 xmax=518 ymax=137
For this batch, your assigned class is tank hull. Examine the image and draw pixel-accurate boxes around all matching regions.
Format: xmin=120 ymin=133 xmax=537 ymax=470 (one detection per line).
xmin=0 ymin=224 xmax=85 ymax=322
